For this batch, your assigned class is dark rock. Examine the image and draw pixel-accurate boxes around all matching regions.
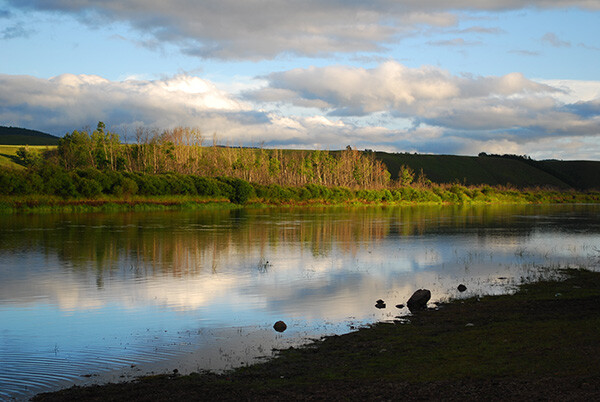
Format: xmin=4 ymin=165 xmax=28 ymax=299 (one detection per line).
xmin=375 ymin=299 xmax=386 ymax=309
xmin=273 ymin=321 xmax=287 ymax=332
xmin=457 ymin=284 xmax=467 ymax=292
xmin=407 ymin=289 xmax=431 ymax=312
xmin=395 ymin=304 xmax=405 ymax=309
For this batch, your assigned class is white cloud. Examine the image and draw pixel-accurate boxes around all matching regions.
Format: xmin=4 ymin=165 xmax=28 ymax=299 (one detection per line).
xmin=1 ymin=65 xmax=599 ymax=159
xmin=248 ymin=61 xmax=600 ymax=156
xmin=0 ymin=73 xmax=251 ymax=135
xmin=250 ymin=62 xmax=559 ymax=116
xmin=6 ymin=1 xmax=600 ymax=60
xmin=536 ymin=79 xmax=600 ymax=103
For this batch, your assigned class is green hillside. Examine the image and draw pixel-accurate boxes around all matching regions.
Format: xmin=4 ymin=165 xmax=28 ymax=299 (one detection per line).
xmin=374 ymin=152 xmax=599 ymax=190
xmin=537 ymin=160 xmax=600 ymax=190
xmin=0 ymin=126 xmax=60 ymax=145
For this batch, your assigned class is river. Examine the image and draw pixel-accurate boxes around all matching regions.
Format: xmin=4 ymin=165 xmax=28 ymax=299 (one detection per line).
xmin=1 ymin=204 xmax=599 ymax=399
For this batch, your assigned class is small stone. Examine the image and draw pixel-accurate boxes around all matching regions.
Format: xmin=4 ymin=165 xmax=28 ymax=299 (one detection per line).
xmin=457 ymin=284 xmax=467 ymax=292
xmin=273 ymin=320 xmax=287 ymax=332
xmin=395 ymin=304 xmax=405 ymax=309
xmin=465 ymin=323 xmax=475 ymax=327
xmin=375 ymin=300 xmax=386 ymax=309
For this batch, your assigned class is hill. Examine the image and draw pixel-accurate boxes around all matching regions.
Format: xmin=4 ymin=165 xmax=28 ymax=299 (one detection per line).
xmin=374 ymin=152 xmax=600 ymax=191
xmin=0 ymin=126 xmax=60 ymax=145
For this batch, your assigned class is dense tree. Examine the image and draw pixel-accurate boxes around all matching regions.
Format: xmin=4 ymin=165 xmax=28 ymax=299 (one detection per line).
xmin=54 ymin=123 xmax=392 ymax=190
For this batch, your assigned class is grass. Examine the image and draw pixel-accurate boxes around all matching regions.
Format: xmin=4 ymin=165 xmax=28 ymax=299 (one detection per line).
xmin=0 ymin=195 xmax=236 ymax=213
xmin=0 ymin=145 xmax=56 ymax=169
xmin=33 ymin=268 xmax=600 ymax=401
xmin=375 ymin=152 xmax=576 ymax=189
xmin=1 ymin=190 xmax=599 ymax=214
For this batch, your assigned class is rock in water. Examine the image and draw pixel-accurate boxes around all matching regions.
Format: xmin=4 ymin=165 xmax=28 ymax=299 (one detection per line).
xmin=407 ymin=289 xmax=431 ymax=312
xmin=457 ymin=284 xmax=467 ymax=292
xmin=273 ymin=321 xmax=287 ymax=332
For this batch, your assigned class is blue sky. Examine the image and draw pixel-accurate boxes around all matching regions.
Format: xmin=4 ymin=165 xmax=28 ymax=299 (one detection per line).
xmin=1 ymin=1 xmax=599 ymax=159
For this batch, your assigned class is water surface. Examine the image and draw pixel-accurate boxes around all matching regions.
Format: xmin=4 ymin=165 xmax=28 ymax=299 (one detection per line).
xmin=1 ymin=204 xmax=599 ymax=399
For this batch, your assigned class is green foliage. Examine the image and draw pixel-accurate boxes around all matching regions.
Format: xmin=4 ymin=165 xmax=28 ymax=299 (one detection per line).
xmin=191 ymin=176 xmax=230 ymax=197
xmin=397 ymin=164 xmax=415 ymax=186
xmin=219 ymin=177 xmax=255 ymax=204
xmin=2 ymin=121 xmax=600 ymax=207
xmin=15 ymin=146 xmax=42 ymax=167
xmin=75 ymin=177 xmax=103 ymax=198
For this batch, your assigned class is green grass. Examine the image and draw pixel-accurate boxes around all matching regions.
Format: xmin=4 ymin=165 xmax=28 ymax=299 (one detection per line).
xmin=0 ymin=145 xmax=56 ymax=169
xmin=539 ymin=160 xmax=600 ymax=190
xmin=33 ymin=268 xmax=600 ymax=401
xmin=0 ymin=194 xmax=236 ymax=213
xmin=374 ymin=152 xmax=576 ymax=189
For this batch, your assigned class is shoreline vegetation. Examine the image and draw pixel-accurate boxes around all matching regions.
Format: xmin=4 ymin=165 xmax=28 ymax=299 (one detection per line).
xmin=2 ymin=123 xmax=599 ymax=213
xmin=33 ymin=268 xmax=600 ymax=401
xmin=1 ymin=187 xmax=600 ymax=214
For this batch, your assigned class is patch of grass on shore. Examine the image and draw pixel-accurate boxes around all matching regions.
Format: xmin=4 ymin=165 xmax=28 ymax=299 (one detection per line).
xmin=33 ymin=268 xmax=600 ymax=401
xmin=0 ymin=195 xmax=235 ymax=213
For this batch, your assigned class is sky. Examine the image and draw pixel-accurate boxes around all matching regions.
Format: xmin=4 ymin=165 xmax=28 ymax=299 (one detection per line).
xmin=1 ymin=1 xmax=599 ymax=160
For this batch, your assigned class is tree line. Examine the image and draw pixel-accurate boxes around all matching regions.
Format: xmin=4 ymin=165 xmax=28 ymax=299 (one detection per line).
xmin=51 ymin=123 xmax=391 ymax=189
xmin=5 ymin=122 xmax=598 ymax=206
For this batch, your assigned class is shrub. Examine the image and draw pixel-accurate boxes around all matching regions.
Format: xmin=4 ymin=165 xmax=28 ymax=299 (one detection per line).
xmin=75 ymin=177 xmax=102 ymax=198
xmin=218 ymin=177 xmax=254 ymax=204
xmin=192 ymin=176 xmax=226 ymax=197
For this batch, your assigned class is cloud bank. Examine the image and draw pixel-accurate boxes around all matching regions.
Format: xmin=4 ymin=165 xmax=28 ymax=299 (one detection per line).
xmin=7 ymin=0 xmax=600 ymax=60
xmin=1 ymin=61 xmax=599 ymax=159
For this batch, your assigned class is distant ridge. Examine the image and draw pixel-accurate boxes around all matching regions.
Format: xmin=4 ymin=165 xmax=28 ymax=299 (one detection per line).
xmin=0 ymin=126 xmax=60 ymax=145
xmin=374 ymin=152 xmax=600 ymax=191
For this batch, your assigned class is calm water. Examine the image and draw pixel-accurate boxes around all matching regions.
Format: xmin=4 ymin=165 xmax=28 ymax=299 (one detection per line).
xmin=1 ymin=204 xmax=599 ymax=399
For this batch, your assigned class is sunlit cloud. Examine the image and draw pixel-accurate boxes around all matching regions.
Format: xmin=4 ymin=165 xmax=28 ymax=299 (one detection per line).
xmin=1 ymin=60 xmax=599 ymax=158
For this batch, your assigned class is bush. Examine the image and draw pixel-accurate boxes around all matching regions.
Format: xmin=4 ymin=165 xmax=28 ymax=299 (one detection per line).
xmin=0 ymin=169 xmax=20 ymax=194
xmin=218 ymin=177 xmax=254 ymax=204
xmin=192 ymin=176 xmax=227 ymax=197
xmin=46 ymin=171 xmax=78 ymax=198
xmin=76 ymin=177 xmax=102 ymax=198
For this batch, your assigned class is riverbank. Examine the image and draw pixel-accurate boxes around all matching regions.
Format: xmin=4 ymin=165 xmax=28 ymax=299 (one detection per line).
xmin=33 ymin=268 xmax=600 ymax=401
xmin=2 ymin=190 xmax=600 ymax=214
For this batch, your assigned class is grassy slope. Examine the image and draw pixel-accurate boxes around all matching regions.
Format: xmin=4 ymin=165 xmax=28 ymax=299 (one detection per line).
xmin=0 ymin=145 xmax=57 ymax=169
xmin=538 ymin=160 xmax=600 ymax=190
xmin=33 ymin=269 xmax=600 ymax=401
xmin=375 ymin=152 xmax=576 ymax=189
xmin=0 ymin=126 xmax=60 ymax=145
